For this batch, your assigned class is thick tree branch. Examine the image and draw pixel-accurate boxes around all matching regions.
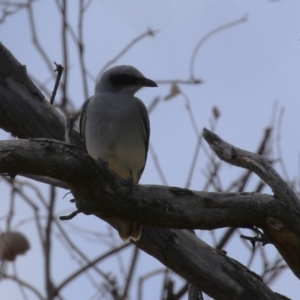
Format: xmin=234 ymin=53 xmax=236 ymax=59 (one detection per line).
xmin=0 ymin=137 xmax=300 ymax=283
xmin=203 ymin=128 xmax=300 ymax=213
xmin=203 ymin=128 xmax=300 ymax=278
xmin=0 ymin=42 xmax=293 ymax=299
xmin=135 ymin=227 xmax=287 ymax=300
xmin=0 ymin=42 xmax=84 ymax=149
xmin=0 ymin=139 xmax=287 ymax=228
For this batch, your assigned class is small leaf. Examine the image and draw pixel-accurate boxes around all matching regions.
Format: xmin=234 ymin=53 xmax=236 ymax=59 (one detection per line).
xmin=0 ymin=232 xmax=30 ymax=261
xmin=164 ymin=83 xmax=181 ymax=101
xmin=212 ymin=106 xmax=221 ymax=120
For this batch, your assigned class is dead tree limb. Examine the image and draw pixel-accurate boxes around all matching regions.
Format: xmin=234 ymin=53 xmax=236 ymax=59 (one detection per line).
xmin=0 ymin=42 xmax=293 ymax=300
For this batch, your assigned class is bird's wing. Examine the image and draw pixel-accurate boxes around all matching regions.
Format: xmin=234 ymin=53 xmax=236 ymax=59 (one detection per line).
xmin=135 ymin=98 xmax=150 ymax=178
xmin=79 ymin=97 xmax=91 ymax=140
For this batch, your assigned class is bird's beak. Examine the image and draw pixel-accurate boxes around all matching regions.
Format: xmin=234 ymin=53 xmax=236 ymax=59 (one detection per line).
xmin=141 ymin=78 xmax=158 ymax=87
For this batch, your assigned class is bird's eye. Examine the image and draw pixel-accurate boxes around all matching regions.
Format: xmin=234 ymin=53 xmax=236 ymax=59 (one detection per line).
xmin=109 ymin=74 xmax=139 ymax=87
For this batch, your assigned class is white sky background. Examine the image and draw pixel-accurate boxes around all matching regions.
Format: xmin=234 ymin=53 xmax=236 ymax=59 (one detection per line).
xmin=0 ymin=1 xmax=300 ymax=299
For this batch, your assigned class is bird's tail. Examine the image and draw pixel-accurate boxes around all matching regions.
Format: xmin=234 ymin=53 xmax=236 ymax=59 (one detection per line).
xmin=116 ymin=218 xmax=141 ymax=242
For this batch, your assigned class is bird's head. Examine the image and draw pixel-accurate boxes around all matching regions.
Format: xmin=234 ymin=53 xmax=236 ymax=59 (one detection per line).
xmin=95 ymin=65 xmax=157 ymax=95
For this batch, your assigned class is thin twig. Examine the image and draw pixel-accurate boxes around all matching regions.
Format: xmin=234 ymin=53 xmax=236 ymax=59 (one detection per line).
xmin=54 ymin=215 xmax=118 ymax=290
xmin=0 ymin=1 xmax=28 ymax=24
xmin=60 ymin=0 xmax=69 ymax=108
xmin=185 ymin=135 xmax=202 ymax=189
xmin=45 ymin=185 xmax=56 ymax=299
xmin=149 ymin=144 xmax=168 ymax=185
xmin=55 ymin=243 xmax=131 ymax=293
xmin=190 ymin=14 xmax=248 ymax=79
xmin=50 ymin=62 xmax=64 ymax=105
xmin=155 ymin=79 xmax=202 ymax=85
xmin=275 ymin=108 xmax=291 ymax=183
xmin=182 ymin=91 xmax=203 ymax=188
xmin=173 ymin=283 xmax=188 ymax=300
xmin=98 ymin=28 xmax=159 ymax=79
xmin=27 ymin=0 xmax=55 ymax=74
xmin=78 ymin=0 xmax=89 ymax=100
xmin=12 ymin=263 xmax=30 ymax=300
xmin=6 ymin=182 xmax=16 ymax=231
xmin=138 ymin=269 xmax=166 ymax=300
xmin=3 ymin=274 xmax=44 ymax=300
xmin=59 ymin=210 xmax=80 ymax=220
xmin=122 ymin=246 xmax=139 ymax=299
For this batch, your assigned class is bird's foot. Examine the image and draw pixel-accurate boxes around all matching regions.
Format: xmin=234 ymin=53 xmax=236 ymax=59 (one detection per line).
xmin=123 ymin=176 xmax=134 ymax=197
xmin=97 ymin=157 xmax=109 ymax=169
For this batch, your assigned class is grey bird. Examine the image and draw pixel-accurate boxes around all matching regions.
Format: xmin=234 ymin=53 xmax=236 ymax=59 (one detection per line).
xmin=80 ymin=65 xmax=157 ymax=241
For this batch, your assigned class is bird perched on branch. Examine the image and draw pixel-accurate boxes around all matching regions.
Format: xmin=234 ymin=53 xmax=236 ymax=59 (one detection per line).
xmin=80 ymin=65 xmax=157 ymax=241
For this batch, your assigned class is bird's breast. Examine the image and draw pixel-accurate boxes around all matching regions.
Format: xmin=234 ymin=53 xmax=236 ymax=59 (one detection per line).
xmin=84 ymin=94 xmax=146 ymax=181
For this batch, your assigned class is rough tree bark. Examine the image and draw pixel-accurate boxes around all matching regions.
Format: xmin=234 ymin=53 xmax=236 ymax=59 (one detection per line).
xmin=0 ymin=42 xmax=297 ymax=299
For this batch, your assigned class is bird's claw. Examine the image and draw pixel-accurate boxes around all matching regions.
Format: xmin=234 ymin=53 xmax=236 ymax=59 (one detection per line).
xmin=123 ymin=176 xmax=134 ymax=197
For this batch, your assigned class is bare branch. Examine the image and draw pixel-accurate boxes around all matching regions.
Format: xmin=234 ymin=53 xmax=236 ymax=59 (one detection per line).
xmin=27 ymin=0 xmax=55 ymax=75
xmin=122 ymin=246 xmax=139 ymax=299
xmin=50 ymin=62 xmax=64 ymax=105
xmin=189 ymin=14 xmax=248 ymax=80
xmin=0 ymin=42 xmax=84 ymax=149
xmin=3 ymin=274 xmax=44 ymax=300
xmin=45 ymin=186 xmax=56 ymax=299
xmin=203 ymin=128 xmax=300 ymax=217
xmin=55 ymin=243 xmax=131 ymax=294
xmin=98 ymin=28 xmax=159 ymax=78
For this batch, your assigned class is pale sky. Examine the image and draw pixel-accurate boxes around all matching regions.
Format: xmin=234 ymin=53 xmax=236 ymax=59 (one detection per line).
xmin=0 ymin=1 xmax=300 ymax=299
